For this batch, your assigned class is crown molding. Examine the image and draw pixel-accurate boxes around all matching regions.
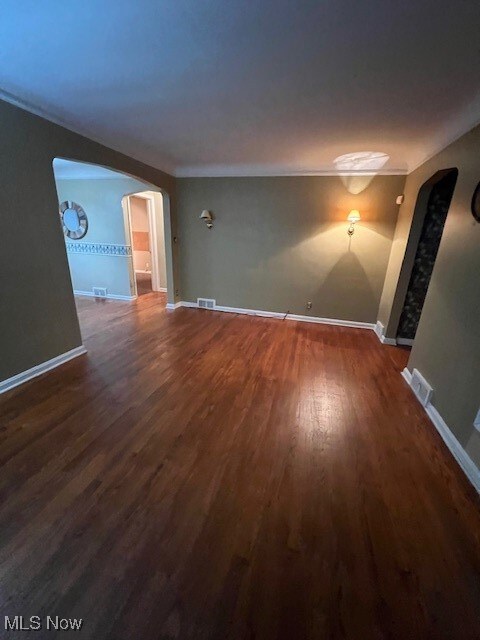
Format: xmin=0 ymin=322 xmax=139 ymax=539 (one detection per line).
xmin=3 ymin=86 xmax=479 ymax=180
xmin=175 ymin=166 xmax=408 ymax=178
xmin=0 ymin=87 xmax=175 ymax=176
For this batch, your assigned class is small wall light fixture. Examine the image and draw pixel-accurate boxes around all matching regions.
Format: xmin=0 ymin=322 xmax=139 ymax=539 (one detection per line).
xmin=200 ymin=209 xmax=213 ymax=229
xmin=347 ymin=210 xmax=361 ymax=236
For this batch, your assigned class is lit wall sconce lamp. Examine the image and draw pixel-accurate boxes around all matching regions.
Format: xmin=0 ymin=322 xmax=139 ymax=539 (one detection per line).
xmin=347 ymin=209 xmax=361 ymax=236
xmin=200 ymin=209 xmax=214 ymax=229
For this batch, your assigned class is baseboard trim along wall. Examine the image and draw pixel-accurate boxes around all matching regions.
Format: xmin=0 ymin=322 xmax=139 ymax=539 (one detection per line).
xmin=166 ymin=301 xmax=183 ymax=310
xmin=0 ymin=345 xmax=87 ymax=395
xmin=374 ymin=321 xmax=397 ymax=345
xmin=74 ymin=290 xmax=136 ymax=301
xmin=170 ymin=301 xmax=375 ymax=330
xmin=401 ymin=366 xmax=413 ymax=385
xmin=402 ymin=367 xmax=480 ymax=493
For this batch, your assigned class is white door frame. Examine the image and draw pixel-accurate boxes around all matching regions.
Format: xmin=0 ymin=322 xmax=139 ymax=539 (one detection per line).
xmin=121 ymin=196 xmax=138 ymax=298
xmin=123 ymin=192 xmax=164 ymax=295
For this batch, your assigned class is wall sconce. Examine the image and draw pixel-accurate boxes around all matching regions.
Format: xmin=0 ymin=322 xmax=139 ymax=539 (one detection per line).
xmin=200 ymin=209 xmax=213 ymax=229
xmin=347 ymin=209 xmax=361 ymax=236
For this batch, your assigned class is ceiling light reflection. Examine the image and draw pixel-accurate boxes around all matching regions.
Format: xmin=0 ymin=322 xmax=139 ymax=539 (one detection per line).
xmin=334 ymin=152 xmax=390 ymax=194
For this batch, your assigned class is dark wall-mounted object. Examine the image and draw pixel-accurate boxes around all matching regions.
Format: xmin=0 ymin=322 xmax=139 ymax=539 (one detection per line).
xmin=471 ymin=181 xmax=480 ymax=222
xmin=396 ymin=168 xmax=458 ymax=342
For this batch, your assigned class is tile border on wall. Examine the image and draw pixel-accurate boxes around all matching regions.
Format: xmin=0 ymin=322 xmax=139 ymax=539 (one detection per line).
xmin=66 ymin=242 xmax=132 ymax=257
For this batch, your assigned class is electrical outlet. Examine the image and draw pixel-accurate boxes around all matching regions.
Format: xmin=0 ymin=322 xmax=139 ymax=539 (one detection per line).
xmin=306 ymin=301 xmax=312 ymax=310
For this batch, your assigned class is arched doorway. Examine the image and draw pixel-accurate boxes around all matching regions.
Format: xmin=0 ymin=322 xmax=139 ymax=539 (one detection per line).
xmin=394 ymin=168 xmax=458 ymax=346
xmin=52 ymin=157 xmax=175 ymax=338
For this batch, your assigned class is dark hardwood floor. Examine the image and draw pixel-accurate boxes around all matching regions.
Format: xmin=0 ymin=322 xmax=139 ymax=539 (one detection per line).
xmin=1 ymin=292 xmax=480 ymax=639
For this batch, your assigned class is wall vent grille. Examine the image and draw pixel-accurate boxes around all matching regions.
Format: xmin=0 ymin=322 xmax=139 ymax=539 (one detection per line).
xmin=93 ymin=287 xmax=108 ymax=298
xmin=411 ymin=369 xmax=433 ymax=407
xmin=197 ymin=298 xmax=216 ymax=310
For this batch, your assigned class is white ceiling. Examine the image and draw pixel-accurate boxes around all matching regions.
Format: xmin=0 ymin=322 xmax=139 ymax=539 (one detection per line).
xmin=1 ymin=1 xmax=479 ymax=177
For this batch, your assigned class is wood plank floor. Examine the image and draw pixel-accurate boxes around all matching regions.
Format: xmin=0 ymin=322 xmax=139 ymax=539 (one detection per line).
xmin=1 ymin=291 xmax=480 ymax=639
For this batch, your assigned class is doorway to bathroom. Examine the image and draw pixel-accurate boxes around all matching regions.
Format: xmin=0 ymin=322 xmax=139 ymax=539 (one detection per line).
xmin=125 ymin=192 xmax=167 ymax=298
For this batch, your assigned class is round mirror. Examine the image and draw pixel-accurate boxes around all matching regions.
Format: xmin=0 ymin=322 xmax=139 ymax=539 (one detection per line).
xmin=59 ymin=201 xmax=88 ymax=239
xmin=63 ymin=208 xmax=81 ymax=232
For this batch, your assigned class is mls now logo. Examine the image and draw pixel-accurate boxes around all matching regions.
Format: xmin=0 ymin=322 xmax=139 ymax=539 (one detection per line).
xmin=4 ymin=615 xmax=83 ymax=631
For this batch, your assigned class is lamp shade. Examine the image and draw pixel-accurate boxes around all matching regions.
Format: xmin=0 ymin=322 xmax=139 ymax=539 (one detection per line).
xmin=200 ymin=209 xmax=212 ymax=221
xmin=347 ymin=209 xmax=361 ymax=223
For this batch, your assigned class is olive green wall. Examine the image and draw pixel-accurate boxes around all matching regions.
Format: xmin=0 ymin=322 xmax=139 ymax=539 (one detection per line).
xmin=379 ymin=124 xmax=480 ymax=466
xmin=176 ymin=175 xmax=405 ymax=322
xmin=0 ymin=98 xmax=176 ymax=383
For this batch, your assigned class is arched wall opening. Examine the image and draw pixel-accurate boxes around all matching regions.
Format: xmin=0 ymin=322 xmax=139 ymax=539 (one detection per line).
xmin=386 ymin=168 xmax=458 ymax=345
xmin=52 ymin=158 xmax=176 ymax=303
xmin=51 ymin=157 xmax=177 ymax=344
xmin=0 ymin=97 xmax=179 ymax=390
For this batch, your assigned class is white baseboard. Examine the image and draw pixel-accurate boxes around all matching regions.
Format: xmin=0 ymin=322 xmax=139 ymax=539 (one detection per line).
xmin=397 ymin=337 xmax=414 ymax=346
xmin=172 ymin=301 xmax=375 ymax=330
xmin=374 ymin=321 xmax=397 ymax=345
xmin=402 ymin=367 xmax=480 ymax=493
xmin=426 ymin=403 xmax=480 ymax=493
xmin=135 ymin=269 xmax=152 ymax=274
xmin=401 ymin=366 xmax=412 ymax=385
xmin=0 ymin=345 xmax=87 ymax=395
xmin=74 ymin=290 xmax=136 ymax=301
xmin=166 ymin=301 xmax=183 ymax=310
xmin=156 ymin=287 xmax=167 ymax=293
xmin=205 ymin=303 xmax=284 ymax=320
xmin=287 ymin=313 xmax=373 ymax=329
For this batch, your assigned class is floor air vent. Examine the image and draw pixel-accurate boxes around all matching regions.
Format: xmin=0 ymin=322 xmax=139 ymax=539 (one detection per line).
xmin=411 ymin=369 xmax=433 ymax=407
xmin=93 ymin=287 xmax=108 ymax=298
xmin=197 ymin=298 xmax=216 ymax=310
